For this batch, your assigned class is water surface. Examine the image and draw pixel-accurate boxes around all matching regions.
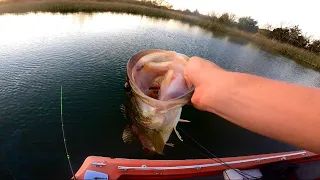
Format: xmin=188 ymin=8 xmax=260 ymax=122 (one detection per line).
xmin=0 ymin=12 xmax=319 ymax=179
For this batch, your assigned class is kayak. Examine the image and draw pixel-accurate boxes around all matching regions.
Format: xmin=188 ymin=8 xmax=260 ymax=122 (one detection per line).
xmin=74 ymin=150 xmax=319 ymax=179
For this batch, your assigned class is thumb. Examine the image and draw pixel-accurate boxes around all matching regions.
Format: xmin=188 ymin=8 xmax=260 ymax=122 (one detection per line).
xmin=184 ymin=56 xmax=220 ymax=87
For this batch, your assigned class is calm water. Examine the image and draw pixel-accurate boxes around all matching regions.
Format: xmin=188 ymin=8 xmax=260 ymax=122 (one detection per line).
xmin=0 ymin=12 xmax=319 ymax=179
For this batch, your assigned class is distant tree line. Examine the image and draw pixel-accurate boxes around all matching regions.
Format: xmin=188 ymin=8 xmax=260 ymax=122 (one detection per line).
xmin=135 ymin=2 xmax=320 ymax=54
xmin=138 ymin=0 xmax=173 ymax=9
xmin=191 ymin=11 xmax=259 ymax=34
xmin=181 ymin=9 xmax=320 ymax=54
xmin=265 ymin=25 xmax=320 ymax=53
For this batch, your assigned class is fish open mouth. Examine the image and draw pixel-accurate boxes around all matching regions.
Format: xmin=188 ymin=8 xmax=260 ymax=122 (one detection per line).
xmin=128 ymin=49 xmax=192 ymax=102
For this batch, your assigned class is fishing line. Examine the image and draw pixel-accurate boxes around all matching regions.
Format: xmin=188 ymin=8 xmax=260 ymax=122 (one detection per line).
xmin=177 ymin=126 xmax=255 ymax=179
xmin=179 ymin=139 xmax=215 ymax=159
xmin=60 ymin=86 xmax=76 ymax=180
xmin=177 ymin=126 xmax=260 ymax=180
xmin=178 ymin=138 xmax=235 ymax=180
xmin=177 ymin=126 xmax=259 ymax=180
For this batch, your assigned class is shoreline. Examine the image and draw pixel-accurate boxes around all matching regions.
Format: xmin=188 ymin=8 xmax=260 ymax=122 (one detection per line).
xmin=1 ymin=0 xmax=319 ymax=71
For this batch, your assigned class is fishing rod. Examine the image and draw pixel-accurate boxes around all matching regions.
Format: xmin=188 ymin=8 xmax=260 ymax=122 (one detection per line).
xmin=60 ymin=86 xmax=76 ymax=180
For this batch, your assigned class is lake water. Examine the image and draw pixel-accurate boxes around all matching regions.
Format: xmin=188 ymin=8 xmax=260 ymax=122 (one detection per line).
xmin=0 ymin=12 xmax=319 ymax=179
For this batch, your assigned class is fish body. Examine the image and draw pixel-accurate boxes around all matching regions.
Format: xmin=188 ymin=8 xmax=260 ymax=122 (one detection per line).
xmin=122 ymin=49 xmax=194 ymax=154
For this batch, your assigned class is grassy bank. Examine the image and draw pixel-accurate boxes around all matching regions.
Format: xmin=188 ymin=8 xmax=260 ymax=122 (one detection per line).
xmin=1 ymin=0 xmax=320 ymax=71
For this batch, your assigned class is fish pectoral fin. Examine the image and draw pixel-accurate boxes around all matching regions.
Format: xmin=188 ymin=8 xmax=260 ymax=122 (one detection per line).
xmin=179 ymin=119 xmax=190 ymax=123
xmin=122 ymin=125 xmax=136 ymax=144
xmin=151 ymin=130 xmax=165 ymax=155
xmin=174 ymin=126 xmax=183 ymax=142
xmin=166 ymin=143 xmax=174 ymax=147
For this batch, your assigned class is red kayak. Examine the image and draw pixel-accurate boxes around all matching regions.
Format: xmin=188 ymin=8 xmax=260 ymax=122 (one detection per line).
xmin=74 ymin=150 xmax=320 ymax=179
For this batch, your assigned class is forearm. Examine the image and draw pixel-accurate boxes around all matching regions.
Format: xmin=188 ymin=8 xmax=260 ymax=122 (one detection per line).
xmin=209 ymin=72 xmax=320 ymax=153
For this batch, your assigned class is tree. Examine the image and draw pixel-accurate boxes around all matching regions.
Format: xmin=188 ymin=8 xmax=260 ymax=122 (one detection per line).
xmin=308 ymin=40 xmax=320 ymax=53
xmin=217 ymin=13 xmax=236 ymax=27
xmin=268 ymin=27 xmax=290 ymax=42
xmin=237 ymin=16 xmax=259 ymax=33
xmin=229 ymin=13 xmax=237 ymax=23
xmin=286 ymin=25 xmax=310 ymax=48
xmin=268 ymin=25 xmax=310 ymax=49
xmin=155 ymin=0 xmax=172 ymax=9
xmin=207 ymin=11 xmax=217 ymax=19
xmin=182 ymin=9 xmax=193 ymax=15
xmin=287 ymin=25 xmax=301 ymax=45
xmin=295 ymin=35 xmax=309 ymax=48
xmin=193 ymin=9 xmax=200 ymax=16
xmin=205 ymin=11 xmax=218 ymax=21
xmin=264 ymin=23 xmax=273 ymax=31
xmin=141 ymin=0 xmax=173 ymax=9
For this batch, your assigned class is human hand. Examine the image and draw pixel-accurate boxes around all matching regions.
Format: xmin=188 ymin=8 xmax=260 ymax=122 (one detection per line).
xmin=184 ymin=57 xmax=230 ymax=112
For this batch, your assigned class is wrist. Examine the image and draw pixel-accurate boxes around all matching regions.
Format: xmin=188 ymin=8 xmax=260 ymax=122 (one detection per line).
xmin=202 ymin=70 xmax=237 ymax=113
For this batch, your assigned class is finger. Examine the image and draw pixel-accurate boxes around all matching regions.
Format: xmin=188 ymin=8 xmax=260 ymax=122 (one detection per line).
xmin=190 ymin=88 xmax=207 ymax=111
xmin=191 ymin=56 xmax=222 ymax=70
xmin=184 ymin=56 xmax=204 ymax=87
xmin=184 ymin=56 xmax=223 ymax=87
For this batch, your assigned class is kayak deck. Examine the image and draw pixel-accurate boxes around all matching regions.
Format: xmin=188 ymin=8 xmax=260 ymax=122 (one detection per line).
xmin=74 ymin=150 xmax=319 ymax=179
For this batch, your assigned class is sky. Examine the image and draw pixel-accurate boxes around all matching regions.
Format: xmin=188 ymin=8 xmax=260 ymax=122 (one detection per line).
xmin=167 ymin=0 xmax=319 ymax=39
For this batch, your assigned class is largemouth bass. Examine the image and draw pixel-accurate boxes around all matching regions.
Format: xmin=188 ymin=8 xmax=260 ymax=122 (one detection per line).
xmin=122 ymin=49 xmax=194 ymax=154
